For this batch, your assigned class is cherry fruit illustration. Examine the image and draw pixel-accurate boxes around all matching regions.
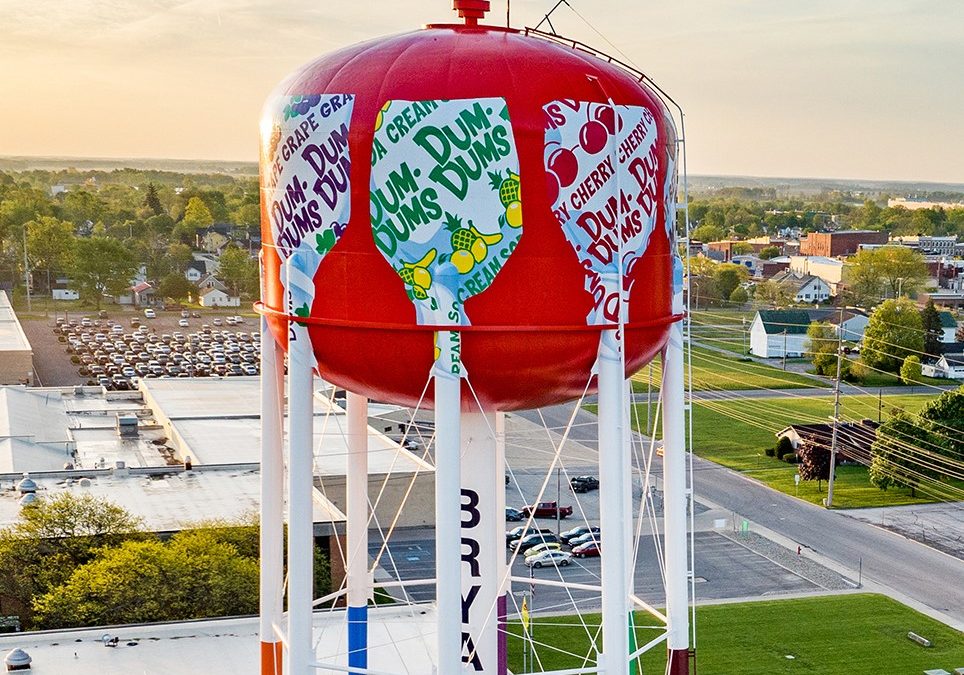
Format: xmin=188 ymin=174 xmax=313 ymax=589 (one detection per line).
xmin=579 ymin=120 xmax=608 ymax=154
xmin=547 ymin=147 xmax=578 ymax=187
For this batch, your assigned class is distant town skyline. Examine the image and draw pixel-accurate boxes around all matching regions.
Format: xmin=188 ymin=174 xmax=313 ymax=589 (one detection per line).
xmin=1 ymin=0 xmax=961 ymax=184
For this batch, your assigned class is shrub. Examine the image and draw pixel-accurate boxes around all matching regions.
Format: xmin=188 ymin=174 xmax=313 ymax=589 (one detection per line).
xmin=775 ymin=436 xmax=794 ymax=457
xmin=900 ymin=355 xmax=922 ymax=385
xmin=764 ymin=447 xmax=776 ymax=457
xmin=70 ymin=355 xmax=80 ymax=364
xmin=782 ymin=452 xmax=799 ymax=464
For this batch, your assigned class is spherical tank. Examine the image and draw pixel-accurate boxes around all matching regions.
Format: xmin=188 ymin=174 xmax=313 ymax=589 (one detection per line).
xmin=259 ymin=20 xmax=680 ymax=411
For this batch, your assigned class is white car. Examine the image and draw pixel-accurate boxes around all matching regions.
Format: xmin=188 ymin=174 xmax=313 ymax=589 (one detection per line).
xmin=524 ymin=550 xmax=572 ymax=569
xmin=178 ymin=318 xmax=189 ymax=327
xmin=523 ymin=543 xmax=562 ymax=560
xmin=144 ymin=308 xmax=156 ymax=319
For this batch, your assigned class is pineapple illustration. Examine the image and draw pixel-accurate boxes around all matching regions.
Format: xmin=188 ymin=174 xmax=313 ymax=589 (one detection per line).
xmin=444 ymin=212 xmax=503 ymax=273
xmin=398 ymin=248 xmax=437 ymax=300
xmin=489 ymin=169 xmax=522 ymax=228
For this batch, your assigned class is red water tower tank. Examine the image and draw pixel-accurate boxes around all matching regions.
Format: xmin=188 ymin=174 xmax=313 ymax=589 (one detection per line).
xmin=259 ymin=6 xmax=680 ymax=411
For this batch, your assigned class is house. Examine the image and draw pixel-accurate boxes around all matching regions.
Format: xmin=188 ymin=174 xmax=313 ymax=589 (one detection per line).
xmin=749 ymin=309 xmax=811 ymax=358
xmin=198 ymin=274 xmax=229 ymax=293
xmin=731 ymin=254 xmax=765 ymax=278
xmin=117 ymin=281 xmax=155 ymax=307
xmin=199 ymin=287 xmax=240 ymax=308
xmin=788 ymin=256 xmax=848 ymax=296
xmin=938 ymin=311 xmax=958 ymax=343
xmin=770 ymin=271 xmax=831 ymax=303
xmin=923 ymin=352 xmax=964 ymax=380
xmin=776 ymin=420 xmax=879 ymax=463
xmin=51 ymin=288 xmax=79 ymax=301
xmin=196 ymin=224 xmax=233 ymax=253
xmin=185 ymin=260 xmax=207 ymax=283
xmin=806 ymin=308 xmax=869 ymax=342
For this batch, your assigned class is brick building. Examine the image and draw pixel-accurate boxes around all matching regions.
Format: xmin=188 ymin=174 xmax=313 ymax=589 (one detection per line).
xmin=799 ymin=230 xmax=888 ymax=257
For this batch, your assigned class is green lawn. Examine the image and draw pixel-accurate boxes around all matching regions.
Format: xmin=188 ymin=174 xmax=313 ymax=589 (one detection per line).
xmin=689 ymin=310 xmax=754 ymax=355
xmin=625 ymin=393 xmax=962 ymax=508
xmin=632 ymin=347 xmax=826 ymax=393
xmin=506 ymin=594 xmax=964 ymax=674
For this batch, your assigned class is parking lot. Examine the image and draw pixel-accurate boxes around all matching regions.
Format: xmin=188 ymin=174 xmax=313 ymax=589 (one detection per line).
xmin=37 ymin=310 xmax=260 ymax=390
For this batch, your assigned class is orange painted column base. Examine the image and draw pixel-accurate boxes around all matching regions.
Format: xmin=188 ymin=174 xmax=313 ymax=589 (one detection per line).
xmin=261 ymin=641 xmax=283 ymax=675
xmin=667 ymin=648 xmax=690 ymax=675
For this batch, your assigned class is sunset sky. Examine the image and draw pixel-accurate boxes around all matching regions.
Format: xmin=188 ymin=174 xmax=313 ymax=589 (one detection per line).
xmin=0 ymin=0 xmax=961 ymax=183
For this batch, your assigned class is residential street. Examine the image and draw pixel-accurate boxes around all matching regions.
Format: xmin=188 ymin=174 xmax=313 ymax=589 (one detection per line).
xmin=515 ymin=402 xmax=964 ymax=628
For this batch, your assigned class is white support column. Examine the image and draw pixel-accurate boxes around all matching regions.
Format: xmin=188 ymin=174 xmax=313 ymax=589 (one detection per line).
xmin=495 ymin=411 xmax=508 ymax=675
xmin=598 ymin=329 xmax=630 ymax=675
xmin=287 ymin=314 xmax=315 ymax=675
xmin=346 ymin=391 xmax=370 ymax=673
xmin=459 ymin=412 xmax=501 ymax=673
xmin=260 ymin=316 xmax=285 ymax=675
xmin=661 ymin=316 xmax=690 ymax=675
xmin=434 ymin=340 xmax=463 ymax=674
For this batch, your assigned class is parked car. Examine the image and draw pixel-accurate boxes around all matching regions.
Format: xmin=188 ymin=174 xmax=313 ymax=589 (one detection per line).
xmin=570 ymin=475 xmax=599 ymax=493
xmin=521 ymin=501 xmax=573 ymax=519
xmin=143 ymin=308 xmax=156 ymax=319
xmin=571 ymin=541 xmax=601 ymax=558
xmin=505 ymin=507 xmax=524 ymax=522
xmin=506 ymin=526 xmax=553 ymax=546
xmin=523 ymin=542 xmax=562 ymax=559
xmin=568 ymin=532 xmax=601 ymax=548
xmin=514 ymin=532 xmax=560 ymax=555
xmin=560 ymin=526 xmax=600 ymax=544
xmin=178 ymin=318 xmax=190 ymax=327
xmin=524 ymin=550 xmax=572 ymax=569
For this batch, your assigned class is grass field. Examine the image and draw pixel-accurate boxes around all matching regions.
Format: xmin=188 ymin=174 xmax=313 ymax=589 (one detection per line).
xmin=625 ymin=393 xmax=962 ymax=508
xmin=632 ymin=347 xmax=826 ymax=393
xmin=505 ymin=594 xmax=964 ymax=674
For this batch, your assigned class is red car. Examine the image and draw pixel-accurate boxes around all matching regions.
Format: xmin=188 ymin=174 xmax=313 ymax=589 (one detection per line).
xmin=571 ymin=541 xmax=600 ymax=558
xmin=521 ymin=501 xmax=573 ymax=519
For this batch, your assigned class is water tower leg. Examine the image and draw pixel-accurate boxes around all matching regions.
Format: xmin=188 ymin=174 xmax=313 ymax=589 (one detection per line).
xmin=287 ymin=320 xmax=315 ymax=675
xmin=260 ymin=316 xmax=284 ymax=675
xmin=598 ymin=330 xmax=630 ymax=675
xmin=346 ymin=391 xmax=369 ymax=673
xmin=661 ymin=318 xmax=690 ymax=675
xmin=495 ymin=411 xmax=508 ymax=675
xmin=435 ymin=364 xmax=463 ymax=673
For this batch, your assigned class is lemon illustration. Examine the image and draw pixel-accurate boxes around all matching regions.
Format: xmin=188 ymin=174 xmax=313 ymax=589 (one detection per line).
xmin=505 ymin=200 xmax=522 ymax=228
xmin=451 ymin=249 xmax=475 ymax=274
xmin=398 ymin=248 xmax=437 ymax=298
xmin=374 ymin=101 xmax=392 ymax=132
xmin=489 ymin=169 xmax=521 ymax=207
xmin=433 ymin=332 xmax=441 ymax=361
xmin=470 ymin=238 xmax=487 ymax=263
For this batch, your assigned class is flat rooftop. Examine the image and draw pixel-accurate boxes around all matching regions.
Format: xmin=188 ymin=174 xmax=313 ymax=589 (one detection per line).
xmin=142 ymin=377 xmax=434 ymax=475
xmin=0 ymin=605 xmax=438 ymax=675
xmin=0 ymin=467 xmax=346 ymax=534
xmin=0 ymin=290 xmax=31 ymax=352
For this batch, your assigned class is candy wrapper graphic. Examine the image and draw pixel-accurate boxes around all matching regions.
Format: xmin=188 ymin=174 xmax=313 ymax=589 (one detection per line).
xmin=263 ymin=93 xmax=355 ymax=363
xmin=543 ymin=100 xmax=661 ymax=327
xmin=371 ymin=98 xmax=522 ymax=378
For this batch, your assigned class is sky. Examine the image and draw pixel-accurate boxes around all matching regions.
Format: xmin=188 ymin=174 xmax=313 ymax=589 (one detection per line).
xmin=0 ymin=0 xmax=961 ymax=183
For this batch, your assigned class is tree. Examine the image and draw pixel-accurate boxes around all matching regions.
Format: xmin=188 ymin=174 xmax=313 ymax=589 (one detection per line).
xmin=0 ymin=493 xmax=143 ymax=627
xmin=730 ymin=242 xmax=753 ymax=256
xmin=175 ymin=196 xmax=214 ymax=242
xmin=690 ymin=223 xmax=724 ymax=242
xmin=874 ymin=246 xmax=929 ymax=298
xmin=900 ymin=355 xmax=922 ymax=385
xmin=217 ymin=246 xmax=257 ymax=297
xmin=861 ymin=298 xmax=925 ymax=373
xmin=806 ymin=321 xmax=839 ymax=376
xmin=919 ymin=299 xmax=943 ymax=358
xmin=158 ymin=273 xmax=195 ymax=302
xmin=758 ymin=245 xmax=781 ymax=260
xmin=728 ymin=286 xmax=748 ymax=305
xmin=32 ymin=531 xmax=259 ymax=629
xmin=713 ymin=263 xmax=749 ymax=303
xmin=143 ymin=182 xmax=163 ymax=216
xmin=25 ymin=216 xmax=76 ymax=290
xmin=957 ymin=323 xmax=964 ymax=343
xmin=70 ymin=237 xmax=137 ymax=309
xmin=61 ymin=190 xmax=107 ymax=227
xmin=870 ymin=389 xmax=963 ymax=495
xmin=753 ymin=279 xmax=795 ymax=308
xmin=798 ymin=443 xmax=831 ymax=487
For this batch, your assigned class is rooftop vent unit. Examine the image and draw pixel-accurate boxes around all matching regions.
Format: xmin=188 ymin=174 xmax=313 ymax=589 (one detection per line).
xmin=16 ymin=474 xmax=36 ymax=495
xmin=4 ymin=647 xmax=31 ymax=671
xmin=116 ymin=414 xmax=138 ymax=438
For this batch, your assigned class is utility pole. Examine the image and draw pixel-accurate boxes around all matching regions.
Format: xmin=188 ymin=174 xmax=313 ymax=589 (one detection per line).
xmin=826 ymin=306 xmax=844 ymax=508
xmin=23 ymin=226 xmax=31 ymax=312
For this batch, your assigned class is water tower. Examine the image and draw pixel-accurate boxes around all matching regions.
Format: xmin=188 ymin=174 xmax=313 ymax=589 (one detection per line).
xmin=257 ymin=2 xmax=690 ymax=673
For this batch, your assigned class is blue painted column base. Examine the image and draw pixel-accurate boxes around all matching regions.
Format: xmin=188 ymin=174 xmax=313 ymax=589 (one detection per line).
xmin=348 ymin=604 xmax=368 ymax=672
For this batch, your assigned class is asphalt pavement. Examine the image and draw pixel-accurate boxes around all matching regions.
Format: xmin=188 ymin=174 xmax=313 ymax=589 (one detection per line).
xmin=514 ymin=402 xmax=964 ymax=628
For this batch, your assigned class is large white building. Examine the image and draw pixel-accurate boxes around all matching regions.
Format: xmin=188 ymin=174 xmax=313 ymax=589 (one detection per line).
xmin=788 ymin=256 xmax=847 ymax=296
xmin=0 ymin=291 xmax=33 ymax=385
xmin=749 ymin=309 xmax=811 ymax=358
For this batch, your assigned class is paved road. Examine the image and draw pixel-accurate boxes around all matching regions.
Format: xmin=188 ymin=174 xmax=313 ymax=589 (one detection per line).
xmin=515 ymin=403 xmax=964 ymax=627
